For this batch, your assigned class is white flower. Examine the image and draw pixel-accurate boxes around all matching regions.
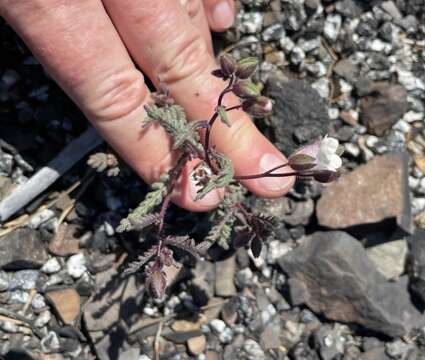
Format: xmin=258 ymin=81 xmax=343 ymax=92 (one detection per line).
xmin=289 ymin=136 xmax=343 ymax=172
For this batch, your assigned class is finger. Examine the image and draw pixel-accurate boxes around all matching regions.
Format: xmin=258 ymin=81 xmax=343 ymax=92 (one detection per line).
xmin=102 ymin=0 xmax=295 ymax=198
xmin=179 ymin=0 xmax=213 ymax=54
xmin=0 ymin=0 xmax=221 ymax=211
xmin=202 ymin=0 xmax=235 ymax=32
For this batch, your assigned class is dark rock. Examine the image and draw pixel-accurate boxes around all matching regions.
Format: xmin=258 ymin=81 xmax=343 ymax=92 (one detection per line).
xmin=279 ymin=231 xmax=423 ymax=337
xmin=266 ymin=78 xmax=330 ymax=154
xmin=316 ymin=153 xmax=412 ymax=233
xmin=407 ymin=229 xmax=425 ymax=304
xmin=0 ymin=228 xmax=48 ymax=270
xmin=359 ymin=82 xmax=408 ymax=136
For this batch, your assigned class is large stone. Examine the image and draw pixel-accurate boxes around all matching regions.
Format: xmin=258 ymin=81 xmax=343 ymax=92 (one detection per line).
xmin=265 ymin=78 xmax=330 ymax=154
xmin=359 ymin=82 xmax=408 ymax=136
xmin=406 ymin=229 xmax=425 ymax=304
xmin=278 ymin=231 xmax=423 ymax=337
xmin=0 ymin=227 xmax=48 ymax=269
xmin=316 ymin=153 xmax=412 ymax=233
xmin=366 ymin=239 xmax=408 ymax=280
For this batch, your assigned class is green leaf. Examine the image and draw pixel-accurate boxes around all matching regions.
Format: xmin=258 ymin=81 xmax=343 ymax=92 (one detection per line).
xmin=217 ymin=106 xmax=231 ymax=127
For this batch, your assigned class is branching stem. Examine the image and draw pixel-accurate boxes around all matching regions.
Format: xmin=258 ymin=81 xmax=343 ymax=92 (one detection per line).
xmin=204 ymin=75 xmax=236 ymax=169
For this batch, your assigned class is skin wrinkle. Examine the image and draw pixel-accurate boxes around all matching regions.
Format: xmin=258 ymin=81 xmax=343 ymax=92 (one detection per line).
xmin=155 ymin=31 xmax=211 ymax=86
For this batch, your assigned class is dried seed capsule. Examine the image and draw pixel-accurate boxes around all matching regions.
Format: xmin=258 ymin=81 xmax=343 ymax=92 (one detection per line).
xmin=233 ymin=80 xmax=260 ymax=99
xmin=242 ymin=96 xmax=273 ymax=117
xmin=219 ymin=53 xmax=236 ymax=78
xmin=235 ymin=57 xmax=258 ymax=79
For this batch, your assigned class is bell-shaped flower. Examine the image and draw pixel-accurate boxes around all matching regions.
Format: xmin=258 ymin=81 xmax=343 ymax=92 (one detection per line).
xmin=289 ymin=136 xmax=343 ymax=174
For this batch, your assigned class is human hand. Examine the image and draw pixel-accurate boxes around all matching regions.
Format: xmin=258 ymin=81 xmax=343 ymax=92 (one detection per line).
xmin=0 ymin=0 xmax=295 ymax=211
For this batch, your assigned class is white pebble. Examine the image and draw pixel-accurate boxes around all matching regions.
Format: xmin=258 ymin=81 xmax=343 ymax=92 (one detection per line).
xmin=41 ymin=258 xmax=61 ymax=274
xmin=403 ymin=111 xmax=423 ymax=123
xmin=66 ymin=253 xmax=87 ymax=279
xmin=35 ymin=310 xmax=51 ymax=328
xmin=328 ymin=108 xmax=340 ymax=120
xmin=210 ymin=319 xmax=226 ymax=334
xmin=324 ymin=14 xmax=342 ymax=42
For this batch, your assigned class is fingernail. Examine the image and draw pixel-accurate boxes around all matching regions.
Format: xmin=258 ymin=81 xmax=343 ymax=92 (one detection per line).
xmin=213 ymin=1 xmax=234 ymax=30
xmin=258 ymin=153 xmax=294 ymax=191
xmin=189 ymin=177 xmax=222 ymax=207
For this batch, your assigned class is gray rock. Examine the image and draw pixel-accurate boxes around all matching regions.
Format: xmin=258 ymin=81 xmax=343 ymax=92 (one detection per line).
xmin=266 ymin=78 xmax=330 ymax=154
xmin=240 ymin=12 xmax=263 ymax=34
xmin=312 ymin=78 xmax=330 ymax=98
xmin=333 ymin=59 xmax=359 ymax=83
xmin=9 ymin=270 xmax=39 ymax=290
xmin=335 ymin=0 xmax=367 ymax=18
xmin=40 ymin=331 xmax=60 ymax=353
xmin=243 ymin=339 xmax=266 ymax=360
xmin=41 ymin=258 xmax=61 ymax=274
xmin=366 ymin=239 xmax=407 ymax=279
xmin=360 ymin=82 xmax=408 ymax=136
xmin=314 ymin=324 xmax=348 ymax=360
xmin=0 ymin=228 xmax=48 ymax=270
xmin=0 ymin=271 xmax=10 ymax=291
xmin=34 ymin=310 xmax=51 ymax=328
xmin=215 ymin=256 xmax=237 ymax=297
xmin=281 ymin=0 xmax=307 ymax=31
xmin=290 ymin=46 xmax=305 ymax=66
xmin=361 ymin=347 xmax=391 ymax=360
xmin=279 ymin=231 xmax=423 ymax=337
xmin=324 ymin=14 xmax=342 ymax=42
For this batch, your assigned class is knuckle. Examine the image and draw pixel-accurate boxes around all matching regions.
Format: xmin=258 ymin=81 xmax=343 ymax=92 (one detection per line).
xmin=181 ymin=0 xmax=203 ymax=18
xmin=88 ymin=69 xmax=149 ymax=122
xmin=156 ymin=32 xmax=210 ymax=85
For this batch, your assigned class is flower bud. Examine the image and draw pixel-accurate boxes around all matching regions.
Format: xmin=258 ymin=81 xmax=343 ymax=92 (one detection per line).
xmin=211 ymin=69 xmax=225 ymax=79
xmin=148 ymin=269 xmax=166 ymax=299
xmin=235 ymin=57 xmax=258 ymax=79
xmin=288 ymin=153 xmax=316 ymax=171
xmin=233 ymin=80 xmax=260 ymax=99
xmin=242 ymin=96 xmax=273 ymax=117
xmin=219 ymin=53 xmax=236 ymax=78
xmin=313 ymin=170 xmax=340 ymax=183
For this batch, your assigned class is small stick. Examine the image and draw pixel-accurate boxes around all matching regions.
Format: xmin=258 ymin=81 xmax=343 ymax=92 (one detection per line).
xmin=154 ymin=320 xmax=163 ymax=360
xmin=0 ymin=127 xmax=103 ymax=221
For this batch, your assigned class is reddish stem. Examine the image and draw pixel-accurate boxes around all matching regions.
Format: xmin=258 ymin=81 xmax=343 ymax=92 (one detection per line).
xmin=204 ymin=75 xmax=236 ymax=169
xmin=156 ymin=153 xmax=191 ymax=259
xmin=234 ymin=163 xmax=290 ymax=180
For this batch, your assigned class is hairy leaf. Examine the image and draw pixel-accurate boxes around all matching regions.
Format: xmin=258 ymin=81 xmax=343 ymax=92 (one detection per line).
xmin=144 ymin=104 xmax=202 ymax=152
xmin=88 ymin=152 xmax=120 ymax=176
xmin=164 ymin=235 xmax=209 ymax=257
xmin=125 ymin=245 xmax=158 ymax=274
xmin=117 ymin=173 xmax=169 ymax=232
